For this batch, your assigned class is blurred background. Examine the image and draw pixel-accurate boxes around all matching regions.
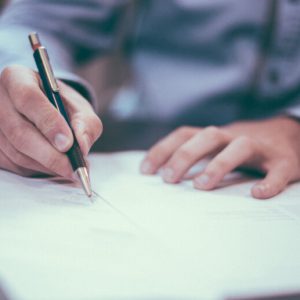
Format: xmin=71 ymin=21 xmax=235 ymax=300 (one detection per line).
xmin=0 ymin=0 xmax=143 ymax=151
xmin=0 ymin=0 xmax=167 ymax=152
xmin=0 ymin=0 xmax=128 ymax=115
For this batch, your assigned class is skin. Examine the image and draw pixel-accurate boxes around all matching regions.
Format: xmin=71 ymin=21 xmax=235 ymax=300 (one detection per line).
xmin=0 ymin=65 xmax=102 ymax=179
xmin=141 ymin=117 xmax=300 ymax=200
xmin=1 ymin=65 xmax=300 ymax=200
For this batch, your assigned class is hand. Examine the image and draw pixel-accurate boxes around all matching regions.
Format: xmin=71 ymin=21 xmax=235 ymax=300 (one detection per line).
xmin=0 ymin=65 xmax=102 ymax=178
xmin=141 ymin=117 xmax=300 ymax=199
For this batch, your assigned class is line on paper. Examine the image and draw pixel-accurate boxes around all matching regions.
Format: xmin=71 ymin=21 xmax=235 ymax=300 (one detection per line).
xmin=92 ymin=190 xmax=147 ymax=233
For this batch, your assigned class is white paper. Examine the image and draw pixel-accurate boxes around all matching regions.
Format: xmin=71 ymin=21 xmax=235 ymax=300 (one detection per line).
xmin=0 ymin=151 xmax=300 ymax=300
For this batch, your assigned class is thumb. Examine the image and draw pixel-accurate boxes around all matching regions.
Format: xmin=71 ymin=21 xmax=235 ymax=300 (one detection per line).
xmin=251 ymin=162 xmax=292 ymax=199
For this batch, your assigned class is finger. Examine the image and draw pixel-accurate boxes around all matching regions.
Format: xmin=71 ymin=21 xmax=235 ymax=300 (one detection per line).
xmin=193 ymin=136 xmax=257 ymax=190
xmin=251 ymin=162 xmax=292 ymax=199
xmin=0 ymin=100 xmax=73 ymax=178
xmin=162 ymin=126 xmax=231 ymax=183
xmin=0 ymin=148 xmax=37 ymax=177
xmin=1 ymin=65 xmax=73 ymax=152
xmin=0 ymin=129 xmax=56 ymax=176
xmin=140 ymin=126 xmax=199 ymax=175
xmin=60 ymin=82 xmax=103 ymax=156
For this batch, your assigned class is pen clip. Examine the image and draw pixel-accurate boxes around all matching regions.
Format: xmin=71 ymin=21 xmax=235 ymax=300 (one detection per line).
xmin=38 ymin=47 xmax=59 ymax=92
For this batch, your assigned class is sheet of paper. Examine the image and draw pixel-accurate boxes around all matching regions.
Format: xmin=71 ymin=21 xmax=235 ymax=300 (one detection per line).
xmin=0 ymin=151 xmax=300 ymax=300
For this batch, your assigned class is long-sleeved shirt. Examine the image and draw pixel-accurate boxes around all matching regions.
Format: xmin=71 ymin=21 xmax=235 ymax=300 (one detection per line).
xmin=1 ymin=0 xmax=300 ymax=128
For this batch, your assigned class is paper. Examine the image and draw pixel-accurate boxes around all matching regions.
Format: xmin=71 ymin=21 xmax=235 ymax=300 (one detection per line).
xmin=0 ymin=151 xmax=300 ymax=300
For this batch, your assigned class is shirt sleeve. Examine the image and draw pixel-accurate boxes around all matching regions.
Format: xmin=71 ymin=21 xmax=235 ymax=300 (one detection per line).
xmin=0 ymin=0 xmax=128 ymax=105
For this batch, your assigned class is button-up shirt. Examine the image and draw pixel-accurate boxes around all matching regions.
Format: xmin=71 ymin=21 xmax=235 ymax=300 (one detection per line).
xmin=1 ymin=0 xmax=300 ymax=126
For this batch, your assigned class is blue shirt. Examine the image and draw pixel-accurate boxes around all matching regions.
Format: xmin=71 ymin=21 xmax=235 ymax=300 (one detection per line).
xmin=1 ymin=0 xmax=300 ymax=126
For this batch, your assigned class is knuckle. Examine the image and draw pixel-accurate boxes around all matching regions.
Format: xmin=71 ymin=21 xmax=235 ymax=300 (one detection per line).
xmin=8 ymin=123 xmax=28 ymax=149
xmin=0 ymin=65 xmax=26 ymax=88
xmin=41 ymin=110 xmax=61 ymax=134
xmin=236 ymin=136 xmax=254 ymax=148
xmin=90 ymin=115 xmax=103 ymax=141
xmin=175 ymin=126 xmax=195 ymax=138
xmin=204 ymin=126 xmax=222 ymax=140
xmin=0 ymin=66 xmax=14 ymax=85
xmin=174 ymin=147 xmax=193 ymax=164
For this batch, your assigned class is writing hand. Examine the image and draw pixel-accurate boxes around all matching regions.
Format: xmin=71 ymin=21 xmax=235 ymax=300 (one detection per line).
xmin=0 ymin=65 xmax=102 ymax=178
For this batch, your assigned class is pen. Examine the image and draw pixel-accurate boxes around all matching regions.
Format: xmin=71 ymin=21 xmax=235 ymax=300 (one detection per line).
xmin=28 ymin=32 xmax=92 ymax=198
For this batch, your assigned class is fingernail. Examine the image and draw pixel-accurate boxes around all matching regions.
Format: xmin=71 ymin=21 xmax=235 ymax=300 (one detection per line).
xmin=253 ymin=184 xmax=269 ymax=198
xmin=140 ymin=160 xmax=153 ymax=174
xmin=54 ymin=133 xmax=70 ymax=152
xmin=254 ymin=184 xmax=267 ymax=193
xmin=195 ymin=174 xmax=210 ymax=189
xmin=163 ymin=168 xmax=174 ymax=182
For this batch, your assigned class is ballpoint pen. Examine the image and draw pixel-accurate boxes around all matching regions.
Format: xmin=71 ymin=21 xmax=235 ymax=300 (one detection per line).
xmin=28 ymin=32 xmax=92 ymax=198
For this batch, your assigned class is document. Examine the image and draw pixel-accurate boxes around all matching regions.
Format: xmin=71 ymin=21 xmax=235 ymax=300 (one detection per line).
xmin=0 ymin=151 xmax=299 ymax=300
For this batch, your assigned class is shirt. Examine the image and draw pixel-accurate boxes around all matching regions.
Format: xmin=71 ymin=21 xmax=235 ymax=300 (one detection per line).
xmin=1 ymin=0 xmax=300 ymax=127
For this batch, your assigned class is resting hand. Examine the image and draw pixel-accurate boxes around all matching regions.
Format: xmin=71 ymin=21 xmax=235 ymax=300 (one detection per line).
xmin=141 ymin=117 xmax=300 ymax=199
xmin=0 ymin=65 xmax=102 ymax=178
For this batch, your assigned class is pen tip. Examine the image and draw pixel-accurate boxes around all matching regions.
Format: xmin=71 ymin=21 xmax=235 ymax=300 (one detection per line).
xmin=76 ymin=167 xmax=93 ymax=199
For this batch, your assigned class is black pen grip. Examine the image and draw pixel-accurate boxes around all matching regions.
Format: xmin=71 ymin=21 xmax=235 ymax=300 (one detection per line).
xmin=66 ymin=139 xmax=86 ymax=170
